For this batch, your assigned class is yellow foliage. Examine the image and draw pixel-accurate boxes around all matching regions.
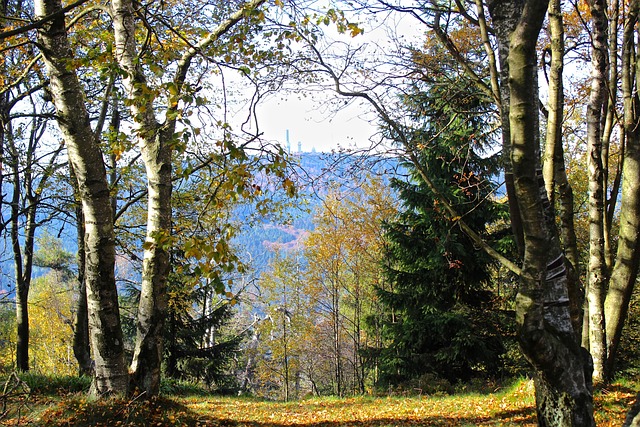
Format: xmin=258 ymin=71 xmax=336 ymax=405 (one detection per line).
xmin=28 ymin=272 xmax=76 ymax=375
xmin=0 ymin=307 xmax=16 ymax=372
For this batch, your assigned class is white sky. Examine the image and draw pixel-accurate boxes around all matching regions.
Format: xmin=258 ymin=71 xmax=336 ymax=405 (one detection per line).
xmin=246 ymin=7 xmax=425 ymax=153
xmin=254 ymin=95 xmax=379 ymax=153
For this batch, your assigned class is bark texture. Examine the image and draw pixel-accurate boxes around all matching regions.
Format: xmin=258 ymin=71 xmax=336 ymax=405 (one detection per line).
xmin=585 ymin=0 xmax=609 ymax=383
xmin=486 ymin=0 xmax=525 ymax=257
xmin=111 ymin=0 xmax=172 ymax=396
xmin=507 ymin=0 xmax=595 ymax=424
xmin=605 ymin=0 xmax=640 ymax=381
xmin=70 ymin=164 xmax=92 ymax=376
xmin=35 ymin=0 xmax=128 ymax=395
xmin=111 ymin=0 xmax=267 ymax=396
xmin=542 ymin=0 xmax=582 ymax=337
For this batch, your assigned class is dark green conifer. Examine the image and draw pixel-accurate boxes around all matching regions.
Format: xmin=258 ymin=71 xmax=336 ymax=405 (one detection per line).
xmin=376 ymin=72 xmax=512 ymax=386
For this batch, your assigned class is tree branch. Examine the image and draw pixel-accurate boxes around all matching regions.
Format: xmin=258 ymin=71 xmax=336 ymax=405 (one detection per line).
xmin=0 ymin=0 xmax=90 ymax=40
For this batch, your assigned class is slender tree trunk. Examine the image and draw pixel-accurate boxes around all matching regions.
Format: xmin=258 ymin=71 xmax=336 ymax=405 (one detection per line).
xmin=604 ymin=0 xmax=640 ymax=381
xmin=35 ymin=0 xmax=128 ymax=395
xmin=333 ymin=276 xmax=342 ymax=397
xmin=507 ymin=1 xmax=595 ymax=424
xmin=128 ymin=128 xmax=172 ymax=397
xmin=283 ymin=309 xmax=289 ymax=401
xmin=110 ymin=0 xmax=266 ymax=395
xmin=9 ymin=125 xmax=30 ymax=372
xmin=602 ymin=0 xmax=619 ymax=271
xmin=486 ymin=0 xmax=525 ymax=258
xmin=543 ymin=0 xmax=582 ymax=337
xmin=70 ymin=164 xmax=92 ymax=376
xmin=110 ymin=0 xmax=171 ymax=396
xmin=15 ymin=288 xmax=28 ymax=372
xmin=585 ymin=0 xmax=609 ymax=383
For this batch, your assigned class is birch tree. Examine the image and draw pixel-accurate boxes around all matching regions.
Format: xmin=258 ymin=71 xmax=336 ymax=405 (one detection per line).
xmin=34 ymin=0 xmax=129 ymax=396
xmin=605 ymin=0 xmax=640 ymax=383
xmin=505 ymin=1 xmax=594 ymax=423
xmin=109 ymin=0 xmax=267 ymax=395
xmin=584 ymin=0 xmax=609 ymax=383
xmin=543 ymin=0 xmax=581 ymax=335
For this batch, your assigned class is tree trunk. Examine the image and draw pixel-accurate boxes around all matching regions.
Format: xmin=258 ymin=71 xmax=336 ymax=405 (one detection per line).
xmin=624 ymin=396 xmax=640 ymax=427
xmin=486 ymin=0 xmax=525 ymax=258
xmin=543 ymin=0 xmax=582 ymax=337
xmin=585 ymin=0 xmax=609 ymax=383
xmin=35 ymin=0 xmax=128 ymax=396
xmin=110 ymin=0 xmax=171 ymax=396
xmin=127 ymin=115 xmax=172 ymax=397
xmin=604 ymin=0 xmax=640 ymax=381
xmin=507 ymin=1 xmax=595 ymax=424
xmin=9 ymin=125 xmax=32 ymax=372
xmin=15 ymin=285 xmax=29 ymax=371
xmin=111 ymin=0 xmax=266 ymax=396
xmin=70 ymin=164 xmax=92 ymax=376
xmin=602 ymin=0 xmax=619 ymax=271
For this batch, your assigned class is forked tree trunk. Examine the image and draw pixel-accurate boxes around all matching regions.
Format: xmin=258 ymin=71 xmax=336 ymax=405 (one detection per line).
xmin=9 ymin=124 xmax=33 ymax=372
xmin=507 ymin=1 xmax=595 ymax=425
xmin=35 ymin=0 xmax=128 ymax=395
xmin=111 ymin=0 xmax=266 ymax=396
xmin=110 ymin=0 xmax=171 ymax=396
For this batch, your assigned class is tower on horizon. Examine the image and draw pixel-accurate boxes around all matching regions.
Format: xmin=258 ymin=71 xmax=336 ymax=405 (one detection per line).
xmin=286 ymin=129 xmax=291 ymax=153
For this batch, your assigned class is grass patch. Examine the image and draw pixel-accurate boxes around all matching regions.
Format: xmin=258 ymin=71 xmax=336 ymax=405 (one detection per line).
xmin=0 ymin=378 xmax=635 ymax=426
xmin=17 ymin=372 xmax=91 ymax=395
xmin=159 ymin=378 xmax=211 ymax=396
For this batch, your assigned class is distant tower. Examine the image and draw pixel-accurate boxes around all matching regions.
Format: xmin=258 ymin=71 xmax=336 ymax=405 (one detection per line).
xmin=286 ymin=129 xmax=291 ymax=153
xmin=298 ymin=141 xmax=302 ymax=153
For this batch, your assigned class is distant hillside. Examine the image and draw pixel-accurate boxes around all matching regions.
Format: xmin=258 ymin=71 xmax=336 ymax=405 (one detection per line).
xmin=0 ymin=152 xmax=401 ymax=294
xmin=231 ymin=151 xmax=402 ymax=277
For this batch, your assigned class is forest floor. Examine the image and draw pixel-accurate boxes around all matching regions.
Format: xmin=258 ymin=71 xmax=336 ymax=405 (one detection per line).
xmin=0 ymin=378 xmax=636 ymax=426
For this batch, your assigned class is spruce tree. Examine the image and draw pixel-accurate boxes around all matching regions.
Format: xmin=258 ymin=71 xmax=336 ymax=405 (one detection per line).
xmin=377 ymin=73 xmax=511 ymax=386
xmin=163 ymin=252 xmax=246 ymax=391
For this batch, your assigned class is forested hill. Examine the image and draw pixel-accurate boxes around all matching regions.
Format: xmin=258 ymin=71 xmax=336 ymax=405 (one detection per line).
xmin=0 ymin=151 xmax=401 ymax=292
xmin=232 ymin=151 xmax=403 ymax=276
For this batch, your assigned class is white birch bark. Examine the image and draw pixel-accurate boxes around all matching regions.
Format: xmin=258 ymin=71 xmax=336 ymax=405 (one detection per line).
xmin=111 ymin=0 xmax=267 ymax=395
xmin=34 ymin=0 xmax=128 ymax=395
xmin=585 ymin=0 xmax=609 ymax=383
xmin=605 ymin=0 xmax=640 ymax=381
xmin=542 ymin=0 xmax=582 ymax=337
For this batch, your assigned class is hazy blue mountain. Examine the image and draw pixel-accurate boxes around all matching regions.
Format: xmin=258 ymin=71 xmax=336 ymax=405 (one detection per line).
xmin=231 ymin=151 xmax=402 ymax=277
xmin=0 ymin=152 xmax=401 ymax=294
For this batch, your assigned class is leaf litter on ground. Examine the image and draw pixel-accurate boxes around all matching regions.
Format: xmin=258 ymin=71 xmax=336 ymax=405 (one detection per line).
xmin=0 ymin=379 xmax=636 ymax=426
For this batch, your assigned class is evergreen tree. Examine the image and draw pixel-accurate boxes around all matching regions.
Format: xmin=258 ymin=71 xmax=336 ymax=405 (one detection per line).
xmin=377 ymin=72 xmax=511 ymax=385
xmin=162 ymin=252 xmax=247 ymax=391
